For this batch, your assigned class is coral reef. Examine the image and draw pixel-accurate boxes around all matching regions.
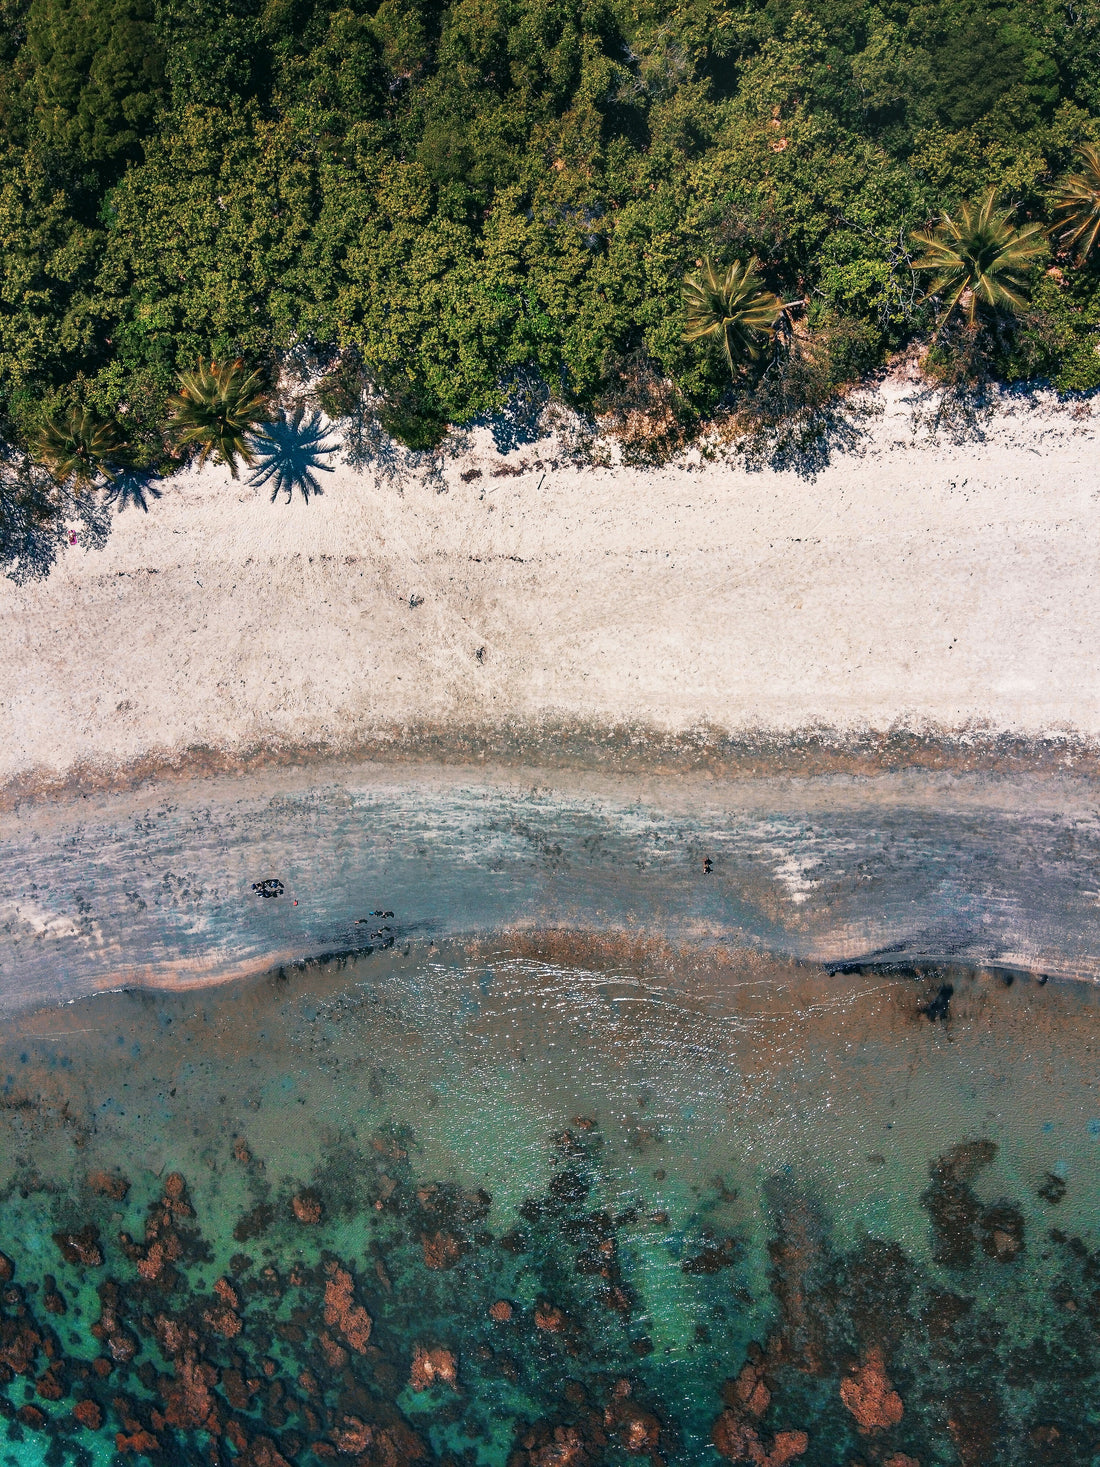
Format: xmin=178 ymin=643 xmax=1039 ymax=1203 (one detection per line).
xmin=0 ymin=1115 xmax=1097 ymax=1466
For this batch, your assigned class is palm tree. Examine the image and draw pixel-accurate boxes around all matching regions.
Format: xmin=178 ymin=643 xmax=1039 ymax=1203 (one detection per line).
xmin=1051 ymin=143 xmax=1100 ymax=265
xmin=912 ymin=192 xmax=1046 ymax=324
xmin=168 ymin=359 xmax=271 ymax=478
xmin=34 ymin=406 xmax=130 ymax=487
xmin=683 ymin=257 xmax=784 ymax=377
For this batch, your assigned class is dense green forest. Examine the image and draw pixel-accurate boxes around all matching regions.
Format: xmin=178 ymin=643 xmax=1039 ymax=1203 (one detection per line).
xmin=0 ymin=0 xmax=1099 ymax=484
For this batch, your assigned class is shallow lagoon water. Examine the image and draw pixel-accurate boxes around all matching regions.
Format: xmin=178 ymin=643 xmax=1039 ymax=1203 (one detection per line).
xmin=1 ymin=937 xmax=1099 ymax=1466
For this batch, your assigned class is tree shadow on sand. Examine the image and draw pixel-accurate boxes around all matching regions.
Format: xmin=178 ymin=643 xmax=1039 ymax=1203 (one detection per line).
xmin=103 ymin=469 xmax=164 ymax=513
xmin=476 ymin=369 xmax=550 ymax=454
xmin=0 ymin=453 xmax=112 ymax=584
xmin=249 ymin=406 xmax=338 ymax=503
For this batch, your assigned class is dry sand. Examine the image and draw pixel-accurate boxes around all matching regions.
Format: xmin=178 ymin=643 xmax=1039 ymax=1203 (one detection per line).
xmin=3 ymin=383 xmax=1099 ymax=793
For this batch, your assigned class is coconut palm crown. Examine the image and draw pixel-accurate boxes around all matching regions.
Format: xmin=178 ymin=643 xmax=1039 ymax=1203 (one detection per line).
xmin=1051 ymin=143 xmax=1100 ymax=265
xmin=168 ymin=359 xmax=271 ymax=478
xmin=912 ymin=192 xmax=1046 ymax=324
xmin=34 ymin=406 xmax=130 ymax=487
xmin=683 ymin=257 xmax=783 ymax=376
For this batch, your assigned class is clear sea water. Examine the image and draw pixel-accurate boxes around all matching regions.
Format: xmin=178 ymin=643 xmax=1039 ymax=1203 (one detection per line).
xmin=1 ymin=937 xmax=1098 ymax=1466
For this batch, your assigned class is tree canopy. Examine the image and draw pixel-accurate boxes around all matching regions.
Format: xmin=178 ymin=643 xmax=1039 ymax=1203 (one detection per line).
xmin=0 ymin=0 xmax=1097 ymax=461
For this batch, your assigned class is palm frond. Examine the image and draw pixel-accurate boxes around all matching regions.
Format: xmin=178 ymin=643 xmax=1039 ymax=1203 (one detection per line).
xmin=34 ymin=407 xmax=130 ymax=487
xmin=683 ymin=257 xmax=783 ymax=377
xmin=168 ymin=359 xmax=271 ymax=478
xmin=912 ymin=191 xmax=1046 ymax=324
xmin=1051 ymin=143 xmax=1100 ymax=264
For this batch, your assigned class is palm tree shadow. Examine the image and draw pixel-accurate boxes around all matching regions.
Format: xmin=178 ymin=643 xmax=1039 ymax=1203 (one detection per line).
xmin=249 ymin=407 xmax=339 ymax=503
xmin=104 ymin=470 xmax=164 ymax=513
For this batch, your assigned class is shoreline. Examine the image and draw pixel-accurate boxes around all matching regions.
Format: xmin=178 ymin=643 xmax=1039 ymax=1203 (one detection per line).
xmin=6 ymin=926 xmax=1073 ymax=1037
xmin=6 ymin=718 xmax=1100 ymax=815
xmin=5 ymin=758 xmax=1100 ymax=1017
xmin=5 ymin=387 xmax=1100 ymax=1009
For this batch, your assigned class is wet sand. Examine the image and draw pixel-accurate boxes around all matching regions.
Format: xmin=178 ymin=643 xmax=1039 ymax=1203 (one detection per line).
xmin=4 ymin=758 xmax=1100 ymax=1015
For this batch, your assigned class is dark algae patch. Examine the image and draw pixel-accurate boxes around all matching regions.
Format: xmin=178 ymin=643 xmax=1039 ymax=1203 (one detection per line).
xmin=0 ymin=946 xmax=1099 ymax=1465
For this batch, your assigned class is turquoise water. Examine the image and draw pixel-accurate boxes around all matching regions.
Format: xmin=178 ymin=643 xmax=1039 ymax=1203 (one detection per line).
xmin=1 ymin=941 xmax=1098 ymax=1466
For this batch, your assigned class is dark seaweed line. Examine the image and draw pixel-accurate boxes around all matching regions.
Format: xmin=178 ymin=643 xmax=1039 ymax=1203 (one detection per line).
xmin=6 ymin=719 xmax=1100 ymax=814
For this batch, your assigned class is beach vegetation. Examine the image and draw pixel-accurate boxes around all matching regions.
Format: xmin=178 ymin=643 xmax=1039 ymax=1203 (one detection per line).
xmin=34 ymin=405 xmax=130 ymax=486
xmin=0 ymin=0 xmax=1096 ymax=547
xmin=167 ymin=359 xmax=271 ymax=478
xmin=683 ymin=258 xmax=784 ymax=378
xmin=23 ymin=0 xmax=165 ymax=172
xmin=912 ymin=193 xmax=1047 ymax=325
xmin=1052 ymin=144 xmax=1100 ymax=266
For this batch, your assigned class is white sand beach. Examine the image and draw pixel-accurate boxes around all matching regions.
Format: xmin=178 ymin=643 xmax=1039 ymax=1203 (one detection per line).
xmin=3 ymin=383 xmax=1099 ymax=794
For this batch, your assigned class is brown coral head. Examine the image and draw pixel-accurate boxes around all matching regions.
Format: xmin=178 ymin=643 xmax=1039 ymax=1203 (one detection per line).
xmin=839 ymin=1347 xmax=904 ymax=1433
xmin=410 ymin=1345 xmax=457 ymax=1391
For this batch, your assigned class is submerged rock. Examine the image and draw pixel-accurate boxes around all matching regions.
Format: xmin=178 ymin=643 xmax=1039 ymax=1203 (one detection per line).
xmin=535 ymin=1303 xmax=567 ymax=1332
xmin=945 ymin=1385 xmax=1004 ymax=1466
xmin=203 ymin=1275 xmax=243 ymax=1338
xmin=712 ymin=1415 xmax=808 ymax=1467
xmin=42 ymin=1274 xmax=66 ymax=1315
xmin=323 ymin=1261 xmax=372 ymax=1353
xmin=682 ymin=1234 xmax=740 ymax=1275
xmin=116 ymin=1428 xmax=161 ymax=1453
xmin=713 ymin=1351 xmax=808 ymax=1466
xmin=53 ymin=1224 xmax=103 ymax=1267
xmin=245 ymin=1438 xmax=294 ymax=1467
xmin=122 ymin=1174 xmax=198 ymax=1286
xmin=0 ymin=1316 xmax=43 ymax=1375
xmin=1037 ymin=1172 xmax=1067 ymax=1205
xmin=421 ymin=1231 xmax=462 ymax=1269
xmin=920 ymin=1142 xmax=997 ymax=1270
xmin=331 ymin=1414 xmax=373 ymax=1453
xmin=34 ymin=1363 xmax=64 ymax=1400
xmin=516 ymin=1422 xmax=595 ymax=1467
xmin=979 ymin=1205 xmax=1025 ymax=1263
xmin=292 ymin=1191 xmax=323 ymax=1224
xmin=839 ymin=1347 xmax=904 ymax=1433
xmin=410 ymin=1345 xmax=457 ymax=1391
xmin=234 ymin=1202 xmax=276 ymax=1241
xmin=736 ymin=1363 xmax=771 ymax=1415
xmin=73 ymin=1398 xmax=103 ymax=1429
xmin=604 ymin=1381 xmax=660 ymax=1453
xmin=86 ymin=1169 xmax=130 ymax=1200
